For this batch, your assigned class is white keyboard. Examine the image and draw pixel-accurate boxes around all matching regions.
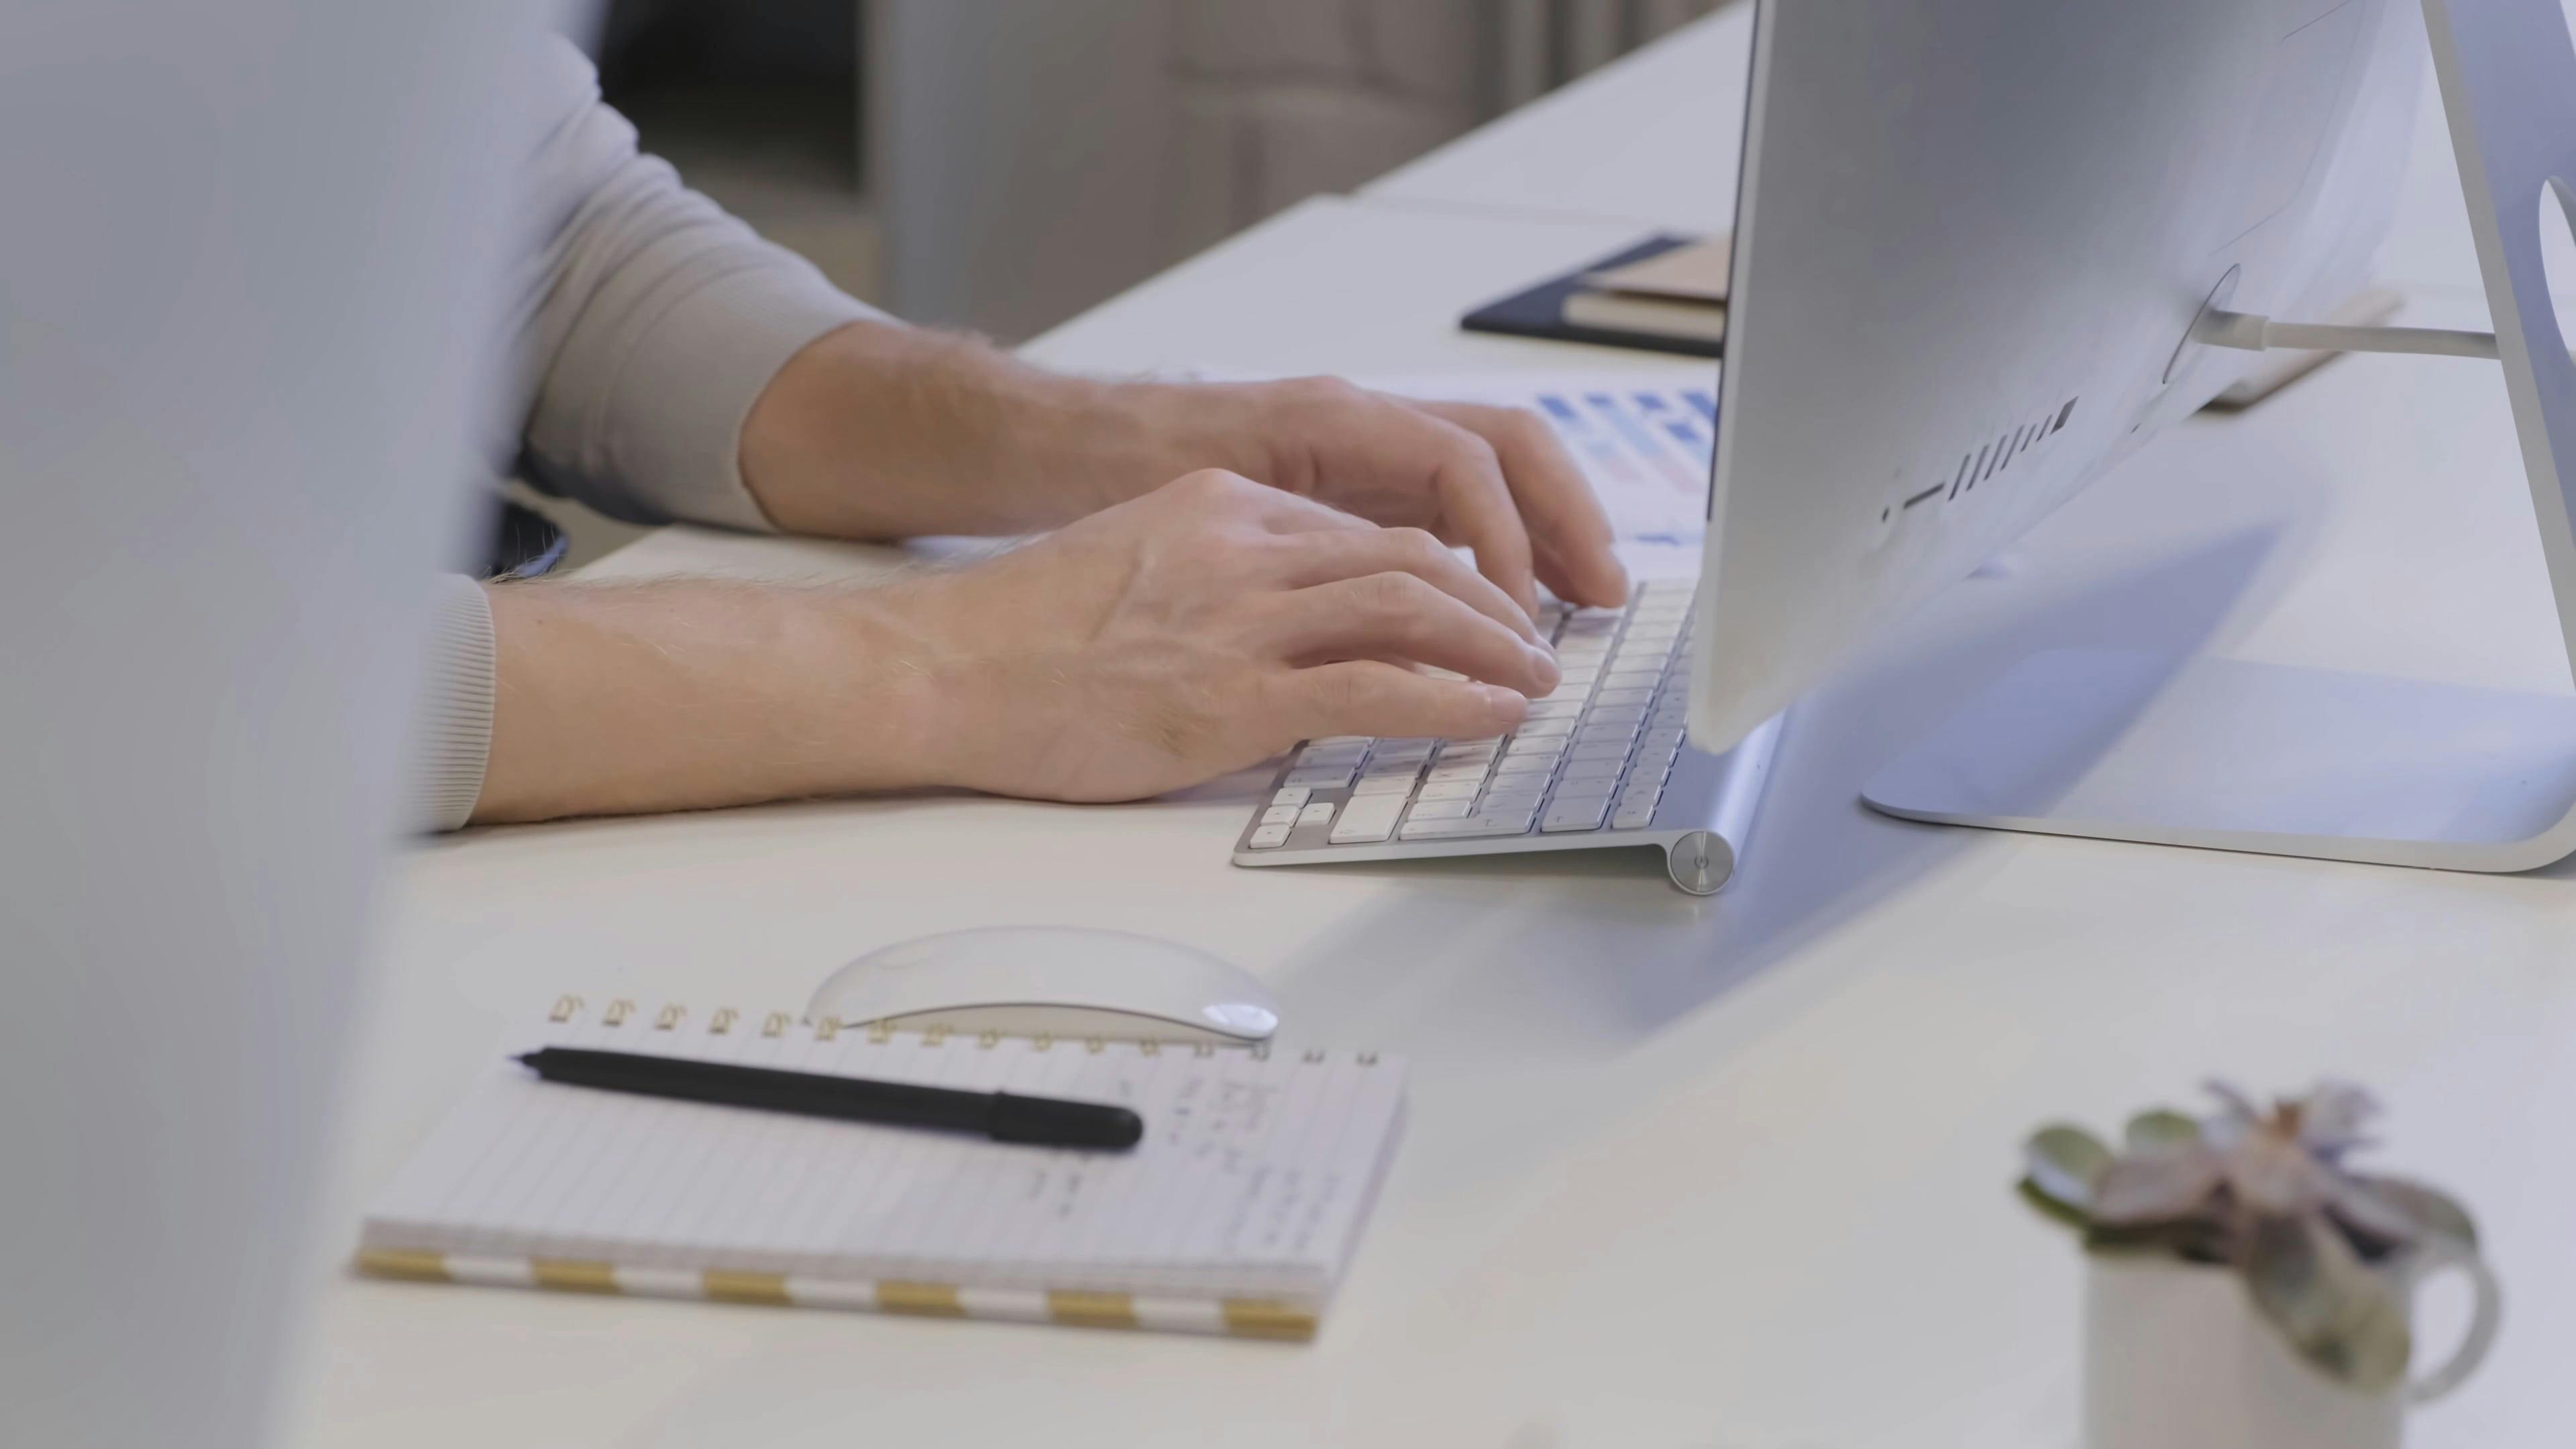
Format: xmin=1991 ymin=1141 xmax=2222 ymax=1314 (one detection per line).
xmin=1229 ymin=578 xmax=1784 ymax=895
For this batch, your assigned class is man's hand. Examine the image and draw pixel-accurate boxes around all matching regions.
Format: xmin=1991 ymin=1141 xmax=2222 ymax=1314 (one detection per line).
xmin=1135 ymin=377 xmax=1632 ymax=619
xmin=474 ymin=471 xmax=1555 ymax=822
xmin=739 ymin=325 xmax=1631 ymax=618
xmin=898 ymin=469 xmax=1554 ymax=802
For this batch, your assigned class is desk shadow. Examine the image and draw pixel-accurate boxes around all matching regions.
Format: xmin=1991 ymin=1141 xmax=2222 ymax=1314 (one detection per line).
xmin=1275 ymin=527 xmax=2287 ymax=1071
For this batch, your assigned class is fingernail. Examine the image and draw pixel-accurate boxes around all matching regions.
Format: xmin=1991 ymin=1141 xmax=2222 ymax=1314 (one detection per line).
xmin=1479 ymin=684 xmax=1531 ymax=718
xmin=1525 ymin=644 xmax=1560 ymax=688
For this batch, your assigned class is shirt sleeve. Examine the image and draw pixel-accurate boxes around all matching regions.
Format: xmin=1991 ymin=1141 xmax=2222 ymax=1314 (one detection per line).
xmin=410 ymin=574 xmax=498 ymax=832
xmin=502 ymin=37 xmax=879 ymax=532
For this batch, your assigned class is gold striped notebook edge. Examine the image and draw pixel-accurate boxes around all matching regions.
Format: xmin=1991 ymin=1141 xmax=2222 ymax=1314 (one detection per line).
xmin=352 ymin=1249 xmax=1319 ymax=1342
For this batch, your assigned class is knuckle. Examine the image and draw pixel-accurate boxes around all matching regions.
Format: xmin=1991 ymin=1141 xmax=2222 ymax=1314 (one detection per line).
xmin=1386 ymin=527 xmax=1446 ymax=566
xmin=1320 ymin=667 xmax=1377 ymax=716
xmin=1289 ymin=375 xmax=1362 ymax=409
xmin=1454 ymin=431 xmax=1503 ymax=474
xmin=1357 ymin=570 xmax=1430 ymax=620
xmin=1432 ymin=424 xmax=1503 ymax=482
xmin=1500 ymin=407 xmax=1552 ymax=445
xmin=1174 ymin=468 xmax=1250 ymax=503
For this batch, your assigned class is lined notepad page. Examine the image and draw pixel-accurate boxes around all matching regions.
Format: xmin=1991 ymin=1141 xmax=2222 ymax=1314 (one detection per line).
xmin=363 ymin=1005 xmax=1408 ymax=1309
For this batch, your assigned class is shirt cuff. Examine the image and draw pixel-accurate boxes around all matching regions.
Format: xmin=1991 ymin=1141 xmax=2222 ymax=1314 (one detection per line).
xmin=584 ymin=263 xmax=876 ymax=534
xmin=411 ymin=574 xmax=497 ymax=832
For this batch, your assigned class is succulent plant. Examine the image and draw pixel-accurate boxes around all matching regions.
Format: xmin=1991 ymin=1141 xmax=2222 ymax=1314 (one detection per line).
xmin=2021 ymin=1081 xmax=2483 ymax=1392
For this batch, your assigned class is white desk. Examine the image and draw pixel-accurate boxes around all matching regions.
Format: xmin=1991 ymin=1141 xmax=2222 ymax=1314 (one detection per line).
xmin=286 ymin=20 xmax=2576 ymax=1449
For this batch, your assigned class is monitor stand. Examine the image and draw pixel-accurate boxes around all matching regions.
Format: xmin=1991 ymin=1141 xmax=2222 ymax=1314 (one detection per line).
xmin=1861 ymin=0 xmax=2576 ymax=873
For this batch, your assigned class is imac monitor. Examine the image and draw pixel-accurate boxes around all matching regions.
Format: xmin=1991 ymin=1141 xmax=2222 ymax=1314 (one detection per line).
xmin=1690 ymin=0 xmax=2426 ymax=751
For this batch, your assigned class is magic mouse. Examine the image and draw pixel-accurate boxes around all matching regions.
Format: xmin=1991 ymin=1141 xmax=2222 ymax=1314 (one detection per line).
xmin=806 ymin=926 xmax=1281 ymax=1044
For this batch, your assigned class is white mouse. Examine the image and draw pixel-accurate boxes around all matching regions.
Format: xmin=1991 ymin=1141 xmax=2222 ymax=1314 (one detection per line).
xmin=806 ymin=926 xmax=1281 ymax=1044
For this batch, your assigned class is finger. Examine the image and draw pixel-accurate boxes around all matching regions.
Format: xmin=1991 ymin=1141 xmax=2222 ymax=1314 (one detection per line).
xmin=1419 ymin=400 xmax=1631 ymax=608
xmin=1407 ymin=417 xmax=1543 ymax=619
xmin=1267 ymin=527 xmax=1544 ymax=645
xmin=1273 ymin=661 xmax=1531 ymax=745
xmin=1261 ymin=572 xmax=1558 ymax=696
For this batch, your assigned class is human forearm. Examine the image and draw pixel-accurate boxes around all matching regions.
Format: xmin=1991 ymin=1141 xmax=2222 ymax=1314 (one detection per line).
xmin=737 ymin=324 xmax=1629 ymax=613
xmin=739 ymin=320 xmax=1251 ymax=540
xmin=466 ymin=472 xmax=1556 ymax=824
xmin=473 ymin=578 xmax=954 ymax=823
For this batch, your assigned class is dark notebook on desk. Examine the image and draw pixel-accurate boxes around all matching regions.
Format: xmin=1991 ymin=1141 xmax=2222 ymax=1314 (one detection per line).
xmin=1462 ymin=233 xmax=1727 ymax=359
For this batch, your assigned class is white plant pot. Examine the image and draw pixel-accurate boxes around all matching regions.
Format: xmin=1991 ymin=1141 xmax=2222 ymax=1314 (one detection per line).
xmin=2082 ymin=1248 xmax=2498 ymax=1449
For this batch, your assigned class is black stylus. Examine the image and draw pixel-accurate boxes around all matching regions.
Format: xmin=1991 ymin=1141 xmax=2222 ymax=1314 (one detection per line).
xmin=513 ymin=1046 xmax=1144 ymax=1151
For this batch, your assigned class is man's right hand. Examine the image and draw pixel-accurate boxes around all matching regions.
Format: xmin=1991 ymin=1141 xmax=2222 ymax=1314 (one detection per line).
xmin=473 ymin=470 xmax=1556 ymax=822
xmin=898 ymin=469 xmax=1555 ymax=804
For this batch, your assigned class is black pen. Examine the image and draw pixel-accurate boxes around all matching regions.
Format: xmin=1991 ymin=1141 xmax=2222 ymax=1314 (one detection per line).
xmin=514 ymin=1046 xmax=1144 ymax=1151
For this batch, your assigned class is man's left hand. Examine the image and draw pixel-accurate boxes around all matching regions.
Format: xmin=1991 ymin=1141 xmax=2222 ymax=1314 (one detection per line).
xmin=1148 ymin=376 xmax=1633 ymax=618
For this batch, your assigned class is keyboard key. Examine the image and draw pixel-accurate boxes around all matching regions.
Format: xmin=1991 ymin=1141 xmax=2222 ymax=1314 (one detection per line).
xmin=1353 ymin=775 xmax=1417 ymax=797
xmin=1472 ymin=800 xmax=1541 ymax=830
xmin=1417 ymin=780 xmax=1481 ymax=802
xmin=1575 ymin=723 xmax=1638 ymax=748
xmin=1297 ymin=742 xmax=1370 ymax=767
xmin=1568 ymin=740 xmax=1631 ymax=763
xmin=1593 ymin=688 xmax=1655 ymax=708
xmin=1542 ymin=795 xmax=1612 ymax=833
xmin=1248 ymin=824 xmax=1293 ymax=849
xmin=1481 ymin=786 xmax=1547 ymax=814
xmin=1406 ymin=798 xmax=1472 ymax=821
xmin=1560 ymin=757 xmax=1626 ymax=784
xmin=1641 ymin=727 xmax=1686 ymax=750
xmin=1330 ymin=799 xmax=1403 ymax=844
xmin=1491 ymin=754 xmax=1558 ymax=778
xmin=1371 ymin=738 xmax=1438 ymax=761
xmin=1603 ymin=670 xmax=1664 ymax=692
xmin=1297 ymin=802 xmax=1337 ymax=830
xmin=1271 ymin=786 xmax=1311 ymax=808
xmin=1283 ymin=767 xmax=1354 ymax=790
xmin=1260 ymin=805 xmax=1299 ymax=826
xmin=1517 ymin=717 xmax=1578 ymax=739
xmin=1505 ymin=734 xmax=1567 ymax=757
xmin=1612 ymin=803 xmax=1658 ymax=831
xmin=1523 ymin=699 xmax=1585 ymax=719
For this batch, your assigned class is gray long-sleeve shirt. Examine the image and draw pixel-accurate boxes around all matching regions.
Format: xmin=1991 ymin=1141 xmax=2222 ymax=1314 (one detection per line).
xmin=415 ymin=39 xmax=877 ymax=829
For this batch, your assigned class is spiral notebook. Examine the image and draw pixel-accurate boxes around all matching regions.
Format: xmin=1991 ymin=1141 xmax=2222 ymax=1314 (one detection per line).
xmin=357 ymin=998 xmax=1408 ymax=1341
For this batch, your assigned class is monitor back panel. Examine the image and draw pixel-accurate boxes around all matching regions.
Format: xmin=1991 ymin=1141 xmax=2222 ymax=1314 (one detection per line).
xmin=1693 ymin=0 xmax=2423 ymax=749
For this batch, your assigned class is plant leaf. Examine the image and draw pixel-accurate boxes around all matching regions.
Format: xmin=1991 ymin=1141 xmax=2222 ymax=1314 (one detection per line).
xmin=2093 ymin=1146 xmax=2226 ymax=1224
xmin=2019 ymin=1175 xmax=2092 ymax=1231
xmin=2324 ymin=1177 xmax=2428 ymax=1256
xmin=2125 ymin=1109 xmax=2203 ymax=1152
xmin=2025 ymin=1125 xmax=2115 ymax=1212
xmin=2203 ymin=1079 xmax=2263 ymax=1125
xmin=2298 ymin=1080 xmax=2383 ymax=1155
xmin=2357 ymin=1175 xmax=2479 ymax=1250
xmin=2241 ymin=1211 xmax=2413 ymax=1391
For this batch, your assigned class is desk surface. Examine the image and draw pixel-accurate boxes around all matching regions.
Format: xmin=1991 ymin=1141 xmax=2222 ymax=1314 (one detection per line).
xmin=287 ymin=15 xmax=2576 ymax=1449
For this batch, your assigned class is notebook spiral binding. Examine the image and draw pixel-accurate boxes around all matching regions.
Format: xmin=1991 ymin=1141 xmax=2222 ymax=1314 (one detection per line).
xmin=544 ymin=995 xmax=1314 ymax=1061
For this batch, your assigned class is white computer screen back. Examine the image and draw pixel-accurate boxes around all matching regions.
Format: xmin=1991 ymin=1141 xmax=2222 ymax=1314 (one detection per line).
xmin=1691 ymin=0 xmax=2424 ymax=749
